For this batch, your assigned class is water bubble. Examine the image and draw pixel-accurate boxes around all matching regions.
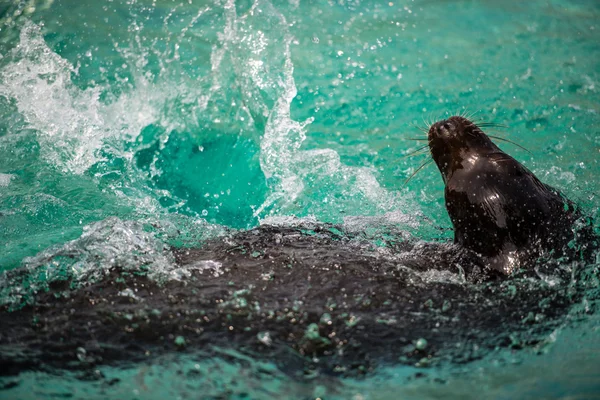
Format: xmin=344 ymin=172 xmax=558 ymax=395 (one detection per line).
xmin=257 ymin=331 xmax=272 ymax=346
xmin=174 ymin=336 xmax=186 ymax=347
xmin=76 ymin=347 xmax=87 ymax=362
xmin=320 ymin=313 xmax=332 ymax=325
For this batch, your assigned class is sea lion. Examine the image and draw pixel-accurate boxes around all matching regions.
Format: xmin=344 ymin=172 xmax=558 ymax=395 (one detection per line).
xmin=428 ymin=116 xmax=595 ymax=274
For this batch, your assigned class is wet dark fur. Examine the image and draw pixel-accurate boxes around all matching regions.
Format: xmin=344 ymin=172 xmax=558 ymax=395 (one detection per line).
xmin=0 ymin=224 xmax=584 ymax=379
xmin=428 ymin=116 xmax=597 ymax=274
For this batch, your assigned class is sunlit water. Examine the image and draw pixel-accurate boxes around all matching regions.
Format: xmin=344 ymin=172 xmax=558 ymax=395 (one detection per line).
xmin=0 ymin=0 xmax=599 ymax=398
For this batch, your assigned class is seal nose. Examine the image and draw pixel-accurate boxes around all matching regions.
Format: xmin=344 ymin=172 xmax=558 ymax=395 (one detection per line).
xmin=441 ymin=121 xmax=455 ymax=132
xmin=434 ymin=120 xmax=454 ymax=136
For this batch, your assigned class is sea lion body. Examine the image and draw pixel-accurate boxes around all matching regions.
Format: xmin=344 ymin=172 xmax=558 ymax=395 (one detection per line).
xmin=428 ymin=116 xmax=592 ymax=274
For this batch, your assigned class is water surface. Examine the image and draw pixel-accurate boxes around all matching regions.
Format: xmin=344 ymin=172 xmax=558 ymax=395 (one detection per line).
xmin=0 ymin=0 xmax=599 ymax=398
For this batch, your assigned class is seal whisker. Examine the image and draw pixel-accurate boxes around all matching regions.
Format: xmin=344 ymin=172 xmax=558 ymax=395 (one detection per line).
xmin=410 ymin=122 xmax=429 ymax=133
xmin=487 ymin=135 xmax=532 ymax=154
xmin=426 ymin=112 xmax=435 ymax=128
xmin=402 ymin=151 xmax=430 ymax=159
xmin=421 ymin=115 xmax=430 ymax=131
xmin=404 ymin=158 xmax=434 ymax=186
xmin=402 ymin=145 xmax=430 ymax=158
xmin=478 ymin=122 xmax=508 ymax=128
xmin=470 ymin=118 xmax=502 ymax=128
xmin=464 ymin=109 xmax=480 ymax=120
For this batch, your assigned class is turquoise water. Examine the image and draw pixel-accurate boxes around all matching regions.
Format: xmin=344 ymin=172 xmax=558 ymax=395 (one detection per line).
xmin=0 ymin=0 xmax=599 ymax=398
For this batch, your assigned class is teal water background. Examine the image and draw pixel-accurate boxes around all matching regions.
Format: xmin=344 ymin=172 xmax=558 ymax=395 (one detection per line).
xmin=0 ymin=0 xmax=599 ymax=398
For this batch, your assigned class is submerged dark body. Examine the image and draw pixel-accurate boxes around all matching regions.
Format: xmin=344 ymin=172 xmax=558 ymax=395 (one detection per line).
xmin=428 ymin=116 xmax=596 ymax=274
xmin=0 ymin=223 xmax=593 ymax=382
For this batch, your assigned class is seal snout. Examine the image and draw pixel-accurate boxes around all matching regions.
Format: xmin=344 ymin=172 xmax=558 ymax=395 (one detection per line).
xmin=442 ymin=121 xmax=454 ymax=131
xmin=430 ymin=119 xmax=456 ymax=138
xmin=439 ymin=121 xmax=455 ymax=135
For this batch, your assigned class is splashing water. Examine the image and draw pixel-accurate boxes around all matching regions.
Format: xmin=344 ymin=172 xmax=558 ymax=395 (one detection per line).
xmin=0 ymin=0 xmax=599 ymax=398
xmin=204 ymin=0 xmax=418 ymax=224
xmin=0 ymin=22 xmax=110 ymax=174
xmin=0 ymin=0 xmax=419 ymax=234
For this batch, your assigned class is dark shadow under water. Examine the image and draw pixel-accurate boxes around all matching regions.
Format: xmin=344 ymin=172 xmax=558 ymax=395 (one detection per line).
xmin=0 ymin=222 xmax=597 ymax=382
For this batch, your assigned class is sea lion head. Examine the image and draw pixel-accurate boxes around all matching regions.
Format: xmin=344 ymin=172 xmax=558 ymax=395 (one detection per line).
xmin=428 ymin=116 xmax=499 ymax=183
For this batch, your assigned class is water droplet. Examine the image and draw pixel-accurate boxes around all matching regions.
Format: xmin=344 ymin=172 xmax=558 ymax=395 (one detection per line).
xmin=415 ymin=338 xmax=428 ymax=350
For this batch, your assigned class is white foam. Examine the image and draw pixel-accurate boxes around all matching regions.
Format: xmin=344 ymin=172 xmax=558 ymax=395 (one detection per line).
xmin=0 ymin=173 xmax=14 ymax=187
xmin=0 ymin=21 xmax=203 ymax=217
xmin=22 ymin=217 xmax=178 ymax=283
xmin=0 ymin=23 xmax=107 ymax=174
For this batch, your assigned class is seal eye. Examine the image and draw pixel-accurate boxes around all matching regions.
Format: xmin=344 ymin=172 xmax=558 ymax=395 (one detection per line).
xmin=442 ymin=122 xmax=453 ymax=131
